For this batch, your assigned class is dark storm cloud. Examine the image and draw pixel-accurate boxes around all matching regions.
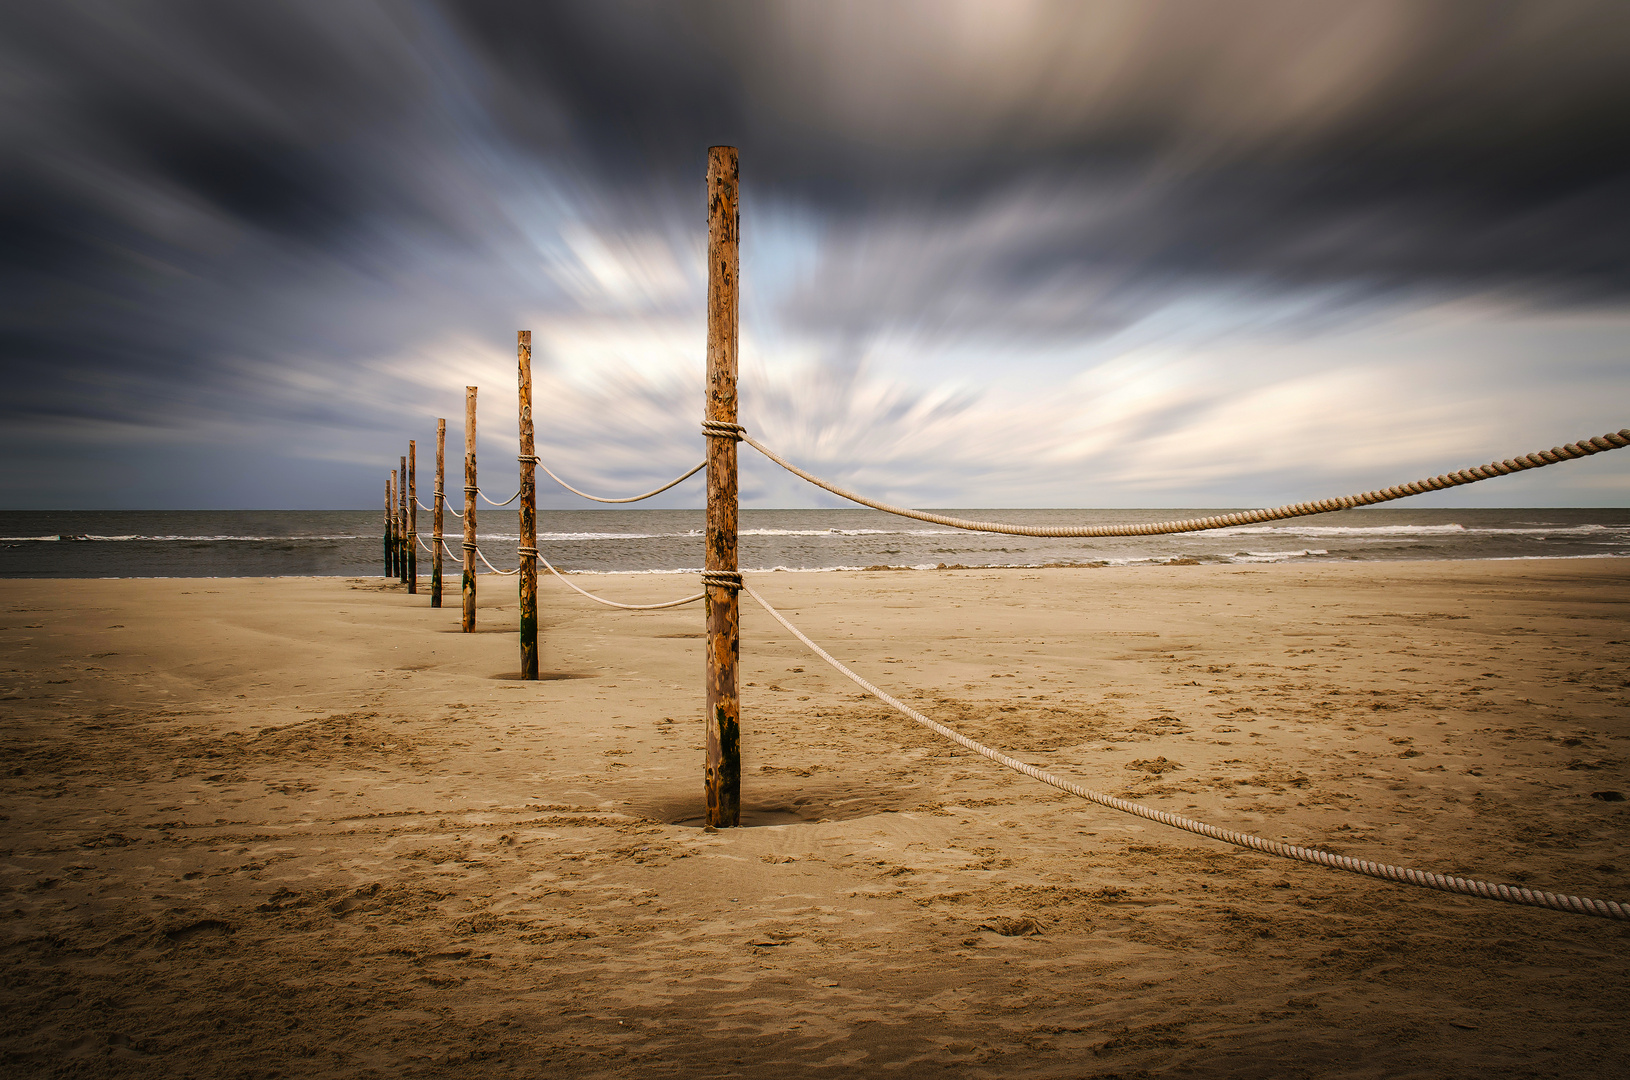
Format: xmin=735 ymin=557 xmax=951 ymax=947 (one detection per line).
xmin=2 ymin=1 xmax=1628 ymax=507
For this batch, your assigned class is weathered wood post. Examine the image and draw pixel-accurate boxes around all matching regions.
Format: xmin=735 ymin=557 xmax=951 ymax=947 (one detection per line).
xmin=407 ymin=440 xmax=418 ymax=594
xmin=462 ymin=386 xmax=478 ymax=633
xmin=704 ymin=145 xmax=741 ymax=828
xmin=432 ymin=419 xmax=446 ymax=608
xmin=400 ymin=467 xmax=408 ymax=581
xmin=384 ymin=475 xmax=393 ymax=577
xmin=517 ymin=331 xmax=539 ymax=679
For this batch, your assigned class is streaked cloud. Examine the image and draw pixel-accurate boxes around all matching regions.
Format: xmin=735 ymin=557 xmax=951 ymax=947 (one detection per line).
xmin=1 ymin=1 xmax=1627 ymax=509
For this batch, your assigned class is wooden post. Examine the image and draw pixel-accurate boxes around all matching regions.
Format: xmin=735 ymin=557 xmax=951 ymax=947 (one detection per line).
xmin=399 ymin=455 xmax=409 ymax=585
xmin=517 ymin=332 xmax=538 ymax=680
xmin=384 ymin=474 xmax=393 ymax=577
xmin=462 ymin=386 xmax=477 ymax=633
xmin=432 ymin=419 xmax=445 ymax=608
xmin=704 ymin=145 xmax=741 ymax=828
xmin=408 ymin=440 xmax=418 ymax=594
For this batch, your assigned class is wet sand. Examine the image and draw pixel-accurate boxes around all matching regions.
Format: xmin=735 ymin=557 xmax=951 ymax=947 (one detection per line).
xmin=2 ymin=560 xmax=1628 ymax=1078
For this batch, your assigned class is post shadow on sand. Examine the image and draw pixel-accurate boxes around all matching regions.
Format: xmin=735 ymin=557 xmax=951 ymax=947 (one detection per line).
xmin=629 ymin=777 xmax=925 ymax=829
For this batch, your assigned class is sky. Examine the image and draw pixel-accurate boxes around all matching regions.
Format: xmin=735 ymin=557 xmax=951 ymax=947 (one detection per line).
xmin=3 ymin=0 xmax=1628 ymax=511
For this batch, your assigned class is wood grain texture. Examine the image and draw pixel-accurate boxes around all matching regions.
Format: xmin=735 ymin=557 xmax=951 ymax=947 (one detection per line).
xmin=383 ymin=476 xmax=393 ymax=577
xmin=432 ymin=419 xmax=445 ymax=609
xmin=517 ymin=332 xmax=538 ymax=680
xmin=398 ymin=455 xmax=409 ymax=586
xmin=462 ymin=387 xmax=477 ymax=633
xmin=407 ymin=440 xmax=417 ymax=595
xmin=705 ymin=145 xmax=741 ymax=828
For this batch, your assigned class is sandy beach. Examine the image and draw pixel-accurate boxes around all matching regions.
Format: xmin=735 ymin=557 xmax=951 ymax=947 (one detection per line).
xmin=2 ymin=559 xmax=1628 ymax=1078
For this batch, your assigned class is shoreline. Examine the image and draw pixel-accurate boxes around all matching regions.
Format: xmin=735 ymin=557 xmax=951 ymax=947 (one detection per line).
xmin=3 ymin=559 xmax=1628 ymax=1076
xmin=8 ymin=546 xmax=1630 ymax=581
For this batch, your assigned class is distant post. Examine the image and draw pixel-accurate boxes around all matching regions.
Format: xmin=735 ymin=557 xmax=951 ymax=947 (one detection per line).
xmin=408 ymin=440 xmax=418 ymax=594
xmin=517 ymin=331 xmax=539 ymax=679
xmin=432 ymin=419 xmax=446 ymax=608
xmin=398 ymin=455 xmax=409 ymax=585
xmin=384 ymin=474 xmax=393 ymax=577
xmin=462 ymin=386 xmax=478 ymax=633
xmin=704 ymin=145 xmax=741 ymax=828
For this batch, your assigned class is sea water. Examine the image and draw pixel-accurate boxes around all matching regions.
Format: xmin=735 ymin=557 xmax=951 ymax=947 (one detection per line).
xmin=2 ymin=507 xmax=1627 ymax=578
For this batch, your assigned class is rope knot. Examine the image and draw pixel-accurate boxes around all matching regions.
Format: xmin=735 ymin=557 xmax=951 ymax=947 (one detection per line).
xmin=701 ymin=569 xmax=742 ymax=591
xmin=517 ymin=546 xmax=539 ymax=558
xmin=517 ymin=454 xmax=539 ymax=464
xmin=702 ymin=420 xmax=744 ymax=440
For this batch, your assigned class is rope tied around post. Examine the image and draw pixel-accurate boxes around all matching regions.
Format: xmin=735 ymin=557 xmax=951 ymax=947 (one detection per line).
xmin=702 ymin=420 xmax=744 ymax=440
xmin=701 ymin=569 xmax=743 ymax=590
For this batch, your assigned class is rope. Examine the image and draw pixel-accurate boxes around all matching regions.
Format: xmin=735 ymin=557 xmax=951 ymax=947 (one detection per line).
xmin=477 ymin=488 xmax=521 ymax=507
xmin=522 ymin=454 xmax=707 ymax=504
xmin=701 ymin=569 xmax=743 ymax=591
xmin=703 ymin=420 xmax=744 ymax=440
xmin=738 ymin=427 xmax=1630 ymax=538
xmin=473 ymin=545 xmax=518 ymax=575
xmin=742 ymin=582 xmax=1626 ymax=921
xmin=537 ymin=552 xmax=704 ymax=610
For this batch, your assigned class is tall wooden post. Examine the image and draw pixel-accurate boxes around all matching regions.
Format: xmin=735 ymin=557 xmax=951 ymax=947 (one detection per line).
xmin=462 ymin=386 xmax=478 ymax=633
xmin=704 ymin=145 xmax=741 ymax=828
xmin=400 ymin=472 xmax=407 ymax=579
xmin=517 ymin=332 xmax=538 ymax=679
xmin=407 ymin=440 xmax=418 ymax=594
xmin=384 ymin=475 xmax=393 ymax=577
xmin=432 ymin=419 xmax=445 ymax=608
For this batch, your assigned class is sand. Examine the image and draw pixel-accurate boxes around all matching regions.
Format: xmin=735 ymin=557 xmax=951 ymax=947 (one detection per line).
xmin=1 ymin=559 xmax=1628 ymax=1078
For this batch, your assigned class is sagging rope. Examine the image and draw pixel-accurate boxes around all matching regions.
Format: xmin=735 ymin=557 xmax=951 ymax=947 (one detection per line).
xmin=445 ymin=537 xmax=514 ymax=576
xmin=477 ymin=488 xmax=521 ymax=507
xmin=742 ymin=581 xmax=1626 ymax=921
xmin=472 ymin=544 xmax=518 ymax=575
xmin=732 ymin=426 xmax=1630 ymax=538
xmin=537 ymin=552 xmax=705 ymax=610
xmin=520 ymin=454 xmax=707 ymax=504
xmin=440 ymin=538 xmax=700 ymax=603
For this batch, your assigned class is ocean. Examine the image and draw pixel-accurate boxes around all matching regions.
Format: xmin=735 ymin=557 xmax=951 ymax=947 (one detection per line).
xmin=2 ymin=507 xmax=1627 ymax=579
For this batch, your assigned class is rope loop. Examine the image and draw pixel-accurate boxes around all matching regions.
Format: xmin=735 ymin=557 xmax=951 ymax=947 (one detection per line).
xmin=517 ymin=546 xmax=539 ymax=559
xmin=701 ymin=569 xmax=743 ymax=591
xmin=702 ymin=420 xmax=744 ymax=440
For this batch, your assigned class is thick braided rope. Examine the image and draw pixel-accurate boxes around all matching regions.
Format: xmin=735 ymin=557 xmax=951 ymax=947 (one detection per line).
xmin=703 ymin=420 xmax=744 ymax=440
xmin=521 ymin=454 xmax=707 ymax=504
xmin=536 ymin=551 xmax=703 ymax=610
xmin=740 ymin=428 xmax=1630 ymax=538
xmin=476 ymin=487 xmax=521 ymax=507
xmin=701 ymin=569 xmax=743 ymax=591
xmin=743 ymin=582 xmax=1626 ymax=921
